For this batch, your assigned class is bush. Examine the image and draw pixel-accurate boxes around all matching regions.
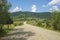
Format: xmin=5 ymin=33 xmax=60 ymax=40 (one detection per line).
xmin=19 ymin=23 xmax=23 ymax=25
xmin=14 ymin=21 xmax=23 ymax=26
xmin=37 ymin=21 xmax=42 ymax=26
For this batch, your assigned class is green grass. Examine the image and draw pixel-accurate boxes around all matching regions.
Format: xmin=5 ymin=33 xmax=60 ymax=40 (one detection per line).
xmin=0 ymin=21 xmax=24 ymax=39
xmin=27 ymin=20 xmax=60 ymax=32
xmin=27 ymin=20 xmax=37 ymax=26
xmin=13 ymin=21 xmax=24 ymax=26
xmin=0 ymin=24 xmax=14 ymax=37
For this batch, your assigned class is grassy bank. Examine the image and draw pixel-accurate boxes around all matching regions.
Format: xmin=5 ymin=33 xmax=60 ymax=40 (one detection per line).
xmin=0 ymin=24 xmax=14 ymax=39
xmin=0 ymin=20 xmax=24 ymax=39
xmin=27 ymin=19 xmax=60 ymax=32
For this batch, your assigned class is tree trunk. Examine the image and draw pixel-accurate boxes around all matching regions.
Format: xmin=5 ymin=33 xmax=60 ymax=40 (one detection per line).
xmin=0 ymin=24 xmax=3 ymax=32
xmin=8 ymin=24 xmax=9 ymax=29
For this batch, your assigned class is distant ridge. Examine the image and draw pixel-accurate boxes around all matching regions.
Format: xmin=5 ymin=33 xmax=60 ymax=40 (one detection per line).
xmin=11 ymin=11 xmax=51 ymax=19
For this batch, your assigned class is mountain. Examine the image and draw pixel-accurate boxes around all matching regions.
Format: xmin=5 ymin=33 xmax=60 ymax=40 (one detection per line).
xmin=11 ymin=11 xmax=51 ymax=19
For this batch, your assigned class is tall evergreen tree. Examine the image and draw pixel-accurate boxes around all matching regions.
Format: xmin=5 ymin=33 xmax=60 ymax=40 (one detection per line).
xmin=0 ymin=0 xmax=13 ymax=29
xmin=0 ymin=0 xmax=13 ymax=24
xmin=51 ymin=10 xmax=60 ymax=30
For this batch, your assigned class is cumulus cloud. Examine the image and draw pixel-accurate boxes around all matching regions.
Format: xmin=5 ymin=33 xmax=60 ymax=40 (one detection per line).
xmin=50 ymin=6 xmax=59 ymax=11
xmin=12 ymin=6 xmax=22 ymax=12
xmin=42 ymin=0 xmax=60 ymax=12
xmin=43 ymin=0 xmax=60 ymax=7
xmin=48 ymin=0 xmax=60 ymax=5
xmin=42 ymin=5 xmax=46 ymax=7
xmin=32 ymin=5 xmax=36 ymax=12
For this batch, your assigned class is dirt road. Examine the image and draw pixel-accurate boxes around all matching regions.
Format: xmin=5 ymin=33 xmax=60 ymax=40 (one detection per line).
xmin=1 ymin=23 xmax=60 ymax=40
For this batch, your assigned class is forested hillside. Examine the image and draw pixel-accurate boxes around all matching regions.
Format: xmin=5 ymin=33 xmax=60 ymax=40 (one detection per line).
xmin=11 ymin=11 xmax=51 ymax=19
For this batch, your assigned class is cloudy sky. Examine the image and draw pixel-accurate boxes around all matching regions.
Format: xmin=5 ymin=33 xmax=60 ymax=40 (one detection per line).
xmin=7 ymin=0 xmax=60 ymax=12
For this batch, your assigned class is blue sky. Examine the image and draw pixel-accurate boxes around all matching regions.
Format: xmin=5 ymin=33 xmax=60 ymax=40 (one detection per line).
xmin=7 ymin=0 xmax=60 ymax=12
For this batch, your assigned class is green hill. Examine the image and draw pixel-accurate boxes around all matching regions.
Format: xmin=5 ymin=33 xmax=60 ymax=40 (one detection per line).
xmin=11 ymin=11 xmax=51 ymax=19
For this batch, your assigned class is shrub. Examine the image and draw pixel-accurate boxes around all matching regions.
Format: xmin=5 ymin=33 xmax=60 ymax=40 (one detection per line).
xmin=37 ymin=21 xmax=42 ymax=26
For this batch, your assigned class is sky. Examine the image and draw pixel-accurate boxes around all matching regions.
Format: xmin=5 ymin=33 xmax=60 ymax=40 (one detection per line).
xmin=7 ymin=0 xmax=60 ymax=12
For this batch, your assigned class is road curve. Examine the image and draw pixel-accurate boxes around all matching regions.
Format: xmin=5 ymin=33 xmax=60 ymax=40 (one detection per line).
xmin=1 ymin=24 xmax=60 ymax=40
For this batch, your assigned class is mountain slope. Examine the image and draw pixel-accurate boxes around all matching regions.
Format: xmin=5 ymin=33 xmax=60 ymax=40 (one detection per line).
xmin=11 ymin=11 xmax=51 ymax=19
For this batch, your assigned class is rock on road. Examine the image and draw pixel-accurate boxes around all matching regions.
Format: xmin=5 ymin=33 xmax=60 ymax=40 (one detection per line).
xmin=1 ymin=23 xmax=60 ymax=40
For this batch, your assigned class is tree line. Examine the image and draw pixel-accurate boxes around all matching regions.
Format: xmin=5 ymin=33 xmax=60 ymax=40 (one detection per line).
xmin=0 ymin=0 xmax=13 ymax=31
xmin=51 ymin=10 xmax=60 ymax=30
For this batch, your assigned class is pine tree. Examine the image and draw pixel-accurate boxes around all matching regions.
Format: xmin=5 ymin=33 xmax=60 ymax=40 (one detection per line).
xmin=51 ymin=10 xmax=60 ymax=30
xmin=0 ymin=0 xmax=13 ymax=29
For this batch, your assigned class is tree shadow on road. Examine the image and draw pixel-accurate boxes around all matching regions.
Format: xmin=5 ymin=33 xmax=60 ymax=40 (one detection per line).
xmin=1 ymin=28 xmax=35 ymax=40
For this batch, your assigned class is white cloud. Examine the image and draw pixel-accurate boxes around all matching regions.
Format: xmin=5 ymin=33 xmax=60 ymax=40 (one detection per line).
xmin=32 ymin=5 xmax=36 ymax=12
xmin=42 ymin=0 xmax=60 ymax=12
xmin=12 ymin=6 xmax=22 ymax=12
xmin=48 ymin=0 xmax=60 ymax=5
xmin=49 ymin=6 xmax=59 ymax=11
xmin=42 ymin=5 xmax=46 ymax=7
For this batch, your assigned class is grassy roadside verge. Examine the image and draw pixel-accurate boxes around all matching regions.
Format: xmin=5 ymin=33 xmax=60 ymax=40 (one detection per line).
xmin=0 ymin=24 xmax=14 ymax=40
xmin=0 ymin=21 xmax=24 ymax=39
xmin=27 ymin=20 xmax=60 ymax=32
